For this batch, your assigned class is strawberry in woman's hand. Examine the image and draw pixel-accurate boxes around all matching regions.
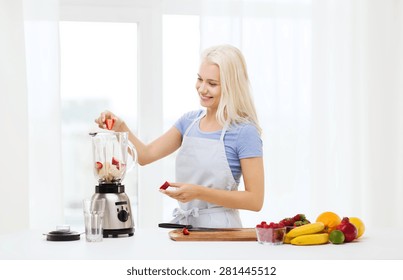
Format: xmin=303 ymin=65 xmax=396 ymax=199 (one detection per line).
xmin=105 ymin=118 xmax=115 ymax=130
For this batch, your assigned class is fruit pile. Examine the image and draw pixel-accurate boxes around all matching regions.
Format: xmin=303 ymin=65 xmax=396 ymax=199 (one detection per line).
xmin=279 ymin=214 xmax=310 ymax=228
xmin=256 ymin=212 xmax=365 ymax=246
xmin=315 ymin=212 xmax=365 ymax=245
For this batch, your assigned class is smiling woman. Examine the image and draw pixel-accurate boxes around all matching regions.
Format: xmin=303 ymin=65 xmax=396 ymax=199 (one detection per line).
xmin=94 ymin=44 xmax=264 ymax=228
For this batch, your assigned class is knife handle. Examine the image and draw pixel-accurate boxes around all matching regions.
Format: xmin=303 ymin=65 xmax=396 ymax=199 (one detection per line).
xmin=158 ymin=223 xmax=193 ymax=229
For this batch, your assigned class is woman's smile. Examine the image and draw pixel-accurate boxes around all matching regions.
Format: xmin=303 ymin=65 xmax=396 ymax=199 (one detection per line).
xmin=199 ymin=94 xmax=213 ymax=101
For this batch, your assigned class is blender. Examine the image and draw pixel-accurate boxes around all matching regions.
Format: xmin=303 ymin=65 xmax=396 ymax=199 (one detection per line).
xmin=90 ymin=131 xmax=137 ymax=237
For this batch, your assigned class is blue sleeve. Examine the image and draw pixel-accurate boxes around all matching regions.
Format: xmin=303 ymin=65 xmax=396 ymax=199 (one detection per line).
xmin=174 ymin=110 xmax=204 ymax=136
xmin=236 ymin=124 xmax=263 ymax=159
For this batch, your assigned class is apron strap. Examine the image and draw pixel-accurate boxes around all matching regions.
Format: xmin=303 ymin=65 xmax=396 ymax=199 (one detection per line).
xmin=183 ymin=111 xmax=206 ymax=136
xmin=220 ymin=122 xmax=229 ymax=141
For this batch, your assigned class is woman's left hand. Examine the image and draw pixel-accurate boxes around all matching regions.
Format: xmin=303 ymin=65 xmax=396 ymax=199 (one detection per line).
xmin=160 ymin=182 xmax=201 ymax=203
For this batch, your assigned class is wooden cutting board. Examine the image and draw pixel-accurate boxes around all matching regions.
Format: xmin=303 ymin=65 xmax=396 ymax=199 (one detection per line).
xmin=169 ymin=228 xmax=257 ymax=241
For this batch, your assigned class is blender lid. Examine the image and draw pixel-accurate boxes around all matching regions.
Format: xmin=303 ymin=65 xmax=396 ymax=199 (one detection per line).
xmin=45 ymin=229 xmax=81 ymax=241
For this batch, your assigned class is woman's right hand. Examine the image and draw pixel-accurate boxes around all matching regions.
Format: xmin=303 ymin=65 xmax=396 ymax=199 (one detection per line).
xmin=94 ymin=110 xmax=126 ymax=132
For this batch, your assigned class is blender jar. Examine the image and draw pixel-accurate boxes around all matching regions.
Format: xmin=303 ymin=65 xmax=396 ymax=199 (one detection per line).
xmin=90 ymin=132 xmax=136 ymax=183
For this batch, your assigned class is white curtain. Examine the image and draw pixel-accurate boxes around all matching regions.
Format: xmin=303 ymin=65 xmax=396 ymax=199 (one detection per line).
xmin=0 ymin=0 xmax=30 ymax=233
xmin=0 ymin=0 xmax=63 ymax=232
xmin=200 ymin=0 xmax=403 ymax=228
xmin=0 ymin=0 xmax=62 ymax=233
xmin=24 ymin=0 xmax=63 ymax=229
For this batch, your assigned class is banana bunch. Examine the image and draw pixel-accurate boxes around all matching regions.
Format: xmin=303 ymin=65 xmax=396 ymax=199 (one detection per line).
xmin=284 ymin=222 xmax=329 ymax=245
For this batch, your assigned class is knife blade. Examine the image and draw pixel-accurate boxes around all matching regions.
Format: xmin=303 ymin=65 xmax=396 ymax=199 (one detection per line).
xmin=158 ymin=223 xmax=244 ymax=231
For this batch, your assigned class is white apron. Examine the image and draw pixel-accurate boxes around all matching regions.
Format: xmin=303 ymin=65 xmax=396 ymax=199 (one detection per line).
xmin=171 ymin=113 xmax=242 ymax=228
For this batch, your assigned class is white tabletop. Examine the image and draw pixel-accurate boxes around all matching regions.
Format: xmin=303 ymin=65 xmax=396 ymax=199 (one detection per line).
xmin=0 ymin=227 xmax=401 ymax=260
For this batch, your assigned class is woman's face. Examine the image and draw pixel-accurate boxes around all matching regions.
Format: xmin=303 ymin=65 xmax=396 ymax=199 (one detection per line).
xmin=196 ymin=61 xmax=221 ymax=111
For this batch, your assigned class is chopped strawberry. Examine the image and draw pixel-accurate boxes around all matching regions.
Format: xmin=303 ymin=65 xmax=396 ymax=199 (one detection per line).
xmin=105 ymin=118 xmax=115 ymax=130
xmin=182 ymin=227 xmax=190 ymax=235
xmin=160 ymin=181 xmax=170 ymax=190
xmin=111 ymin=157 xmax=120 ymax=170
xmin=96 ymin=161 xmax=103 ymax=169
xmin=112 ymin=157 xmax=120 ymax=165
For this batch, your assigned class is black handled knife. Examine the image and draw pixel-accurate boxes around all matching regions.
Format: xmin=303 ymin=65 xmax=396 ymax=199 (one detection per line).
xmin=158 ymin=223 xmax=244 ymax=231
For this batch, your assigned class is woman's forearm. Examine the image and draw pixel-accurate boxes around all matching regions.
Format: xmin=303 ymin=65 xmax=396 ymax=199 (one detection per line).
xmin=121 ymin=123 xmax=182 ymax=166
xmin=197 ymin=186 xmax=264 ymax=211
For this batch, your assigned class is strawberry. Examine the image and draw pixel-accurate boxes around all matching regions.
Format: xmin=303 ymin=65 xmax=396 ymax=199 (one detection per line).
xmin=182 ymin=227 xmax=190 ymax=235
xmin=293 ymin=214 xmax=306 ymax=222
xmin=261 ymin=221 xmax=270 ymax=228
xmin=105 ymin=118 xmax=115 ymax=130
xmin=280 ymin=214 xmax=308 ymax=227
xmin=293 ymin=220 xmax=310 ymax=227
xmin=279 ymin=218 xmax=294 ymax=227
xmin=112 ymin=157 xmax=120 ymax=165
xmin=111 ymin=157 xmax=120 ymax=170
xmin=96 ymin=161 xmax=103 ymax=169
xmin=257 ymin=221 xmax=268 ymax=228
xmin=160 ymin=181 xmax=170 ymax=190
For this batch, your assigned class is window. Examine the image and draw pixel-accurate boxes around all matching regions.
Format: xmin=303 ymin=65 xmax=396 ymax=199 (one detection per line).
xmin=59 ymin=21 xmax=138 ymax=226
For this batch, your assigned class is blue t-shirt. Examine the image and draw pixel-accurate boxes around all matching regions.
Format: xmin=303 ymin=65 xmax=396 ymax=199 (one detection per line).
xmin=174 ymin=110 xmax=263 ymax=183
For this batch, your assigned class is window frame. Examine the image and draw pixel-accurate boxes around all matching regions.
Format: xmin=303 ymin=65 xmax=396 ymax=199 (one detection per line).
xmin=60 ymin=0 xmax=163 ymax=228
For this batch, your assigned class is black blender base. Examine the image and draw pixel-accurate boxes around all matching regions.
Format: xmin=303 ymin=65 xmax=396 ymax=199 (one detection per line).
xmin=103 ymin=228 xmax=135 ymax=238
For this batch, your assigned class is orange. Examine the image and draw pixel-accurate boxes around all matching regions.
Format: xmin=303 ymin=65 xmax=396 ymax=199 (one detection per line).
xmin=349 ymin=217 xmax=365 ymax=238
xmin=316 ymin=211 xmax=341 ymax=233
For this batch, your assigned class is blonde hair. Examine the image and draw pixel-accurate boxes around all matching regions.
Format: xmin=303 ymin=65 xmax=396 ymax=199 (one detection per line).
xmin=201 ymin=44 xmax=262 ymax=135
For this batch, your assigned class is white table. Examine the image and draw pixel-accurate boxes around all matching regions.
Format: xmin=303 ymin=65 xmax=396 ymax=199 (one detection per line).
xmin=0 ymin=227 xmax=401 ymax=260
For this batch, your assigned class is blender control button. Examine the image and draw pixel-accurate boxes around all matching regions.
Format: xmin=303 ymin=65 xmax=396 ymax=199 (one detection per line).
xmin=117 ymin=209 xmax=129 ymax=222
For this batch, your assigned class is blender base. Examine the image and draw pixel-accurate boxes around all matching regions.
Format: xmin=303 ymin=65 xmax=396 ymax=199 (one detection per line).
xmin=103 ymin=228 xmax=135 ymax=238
